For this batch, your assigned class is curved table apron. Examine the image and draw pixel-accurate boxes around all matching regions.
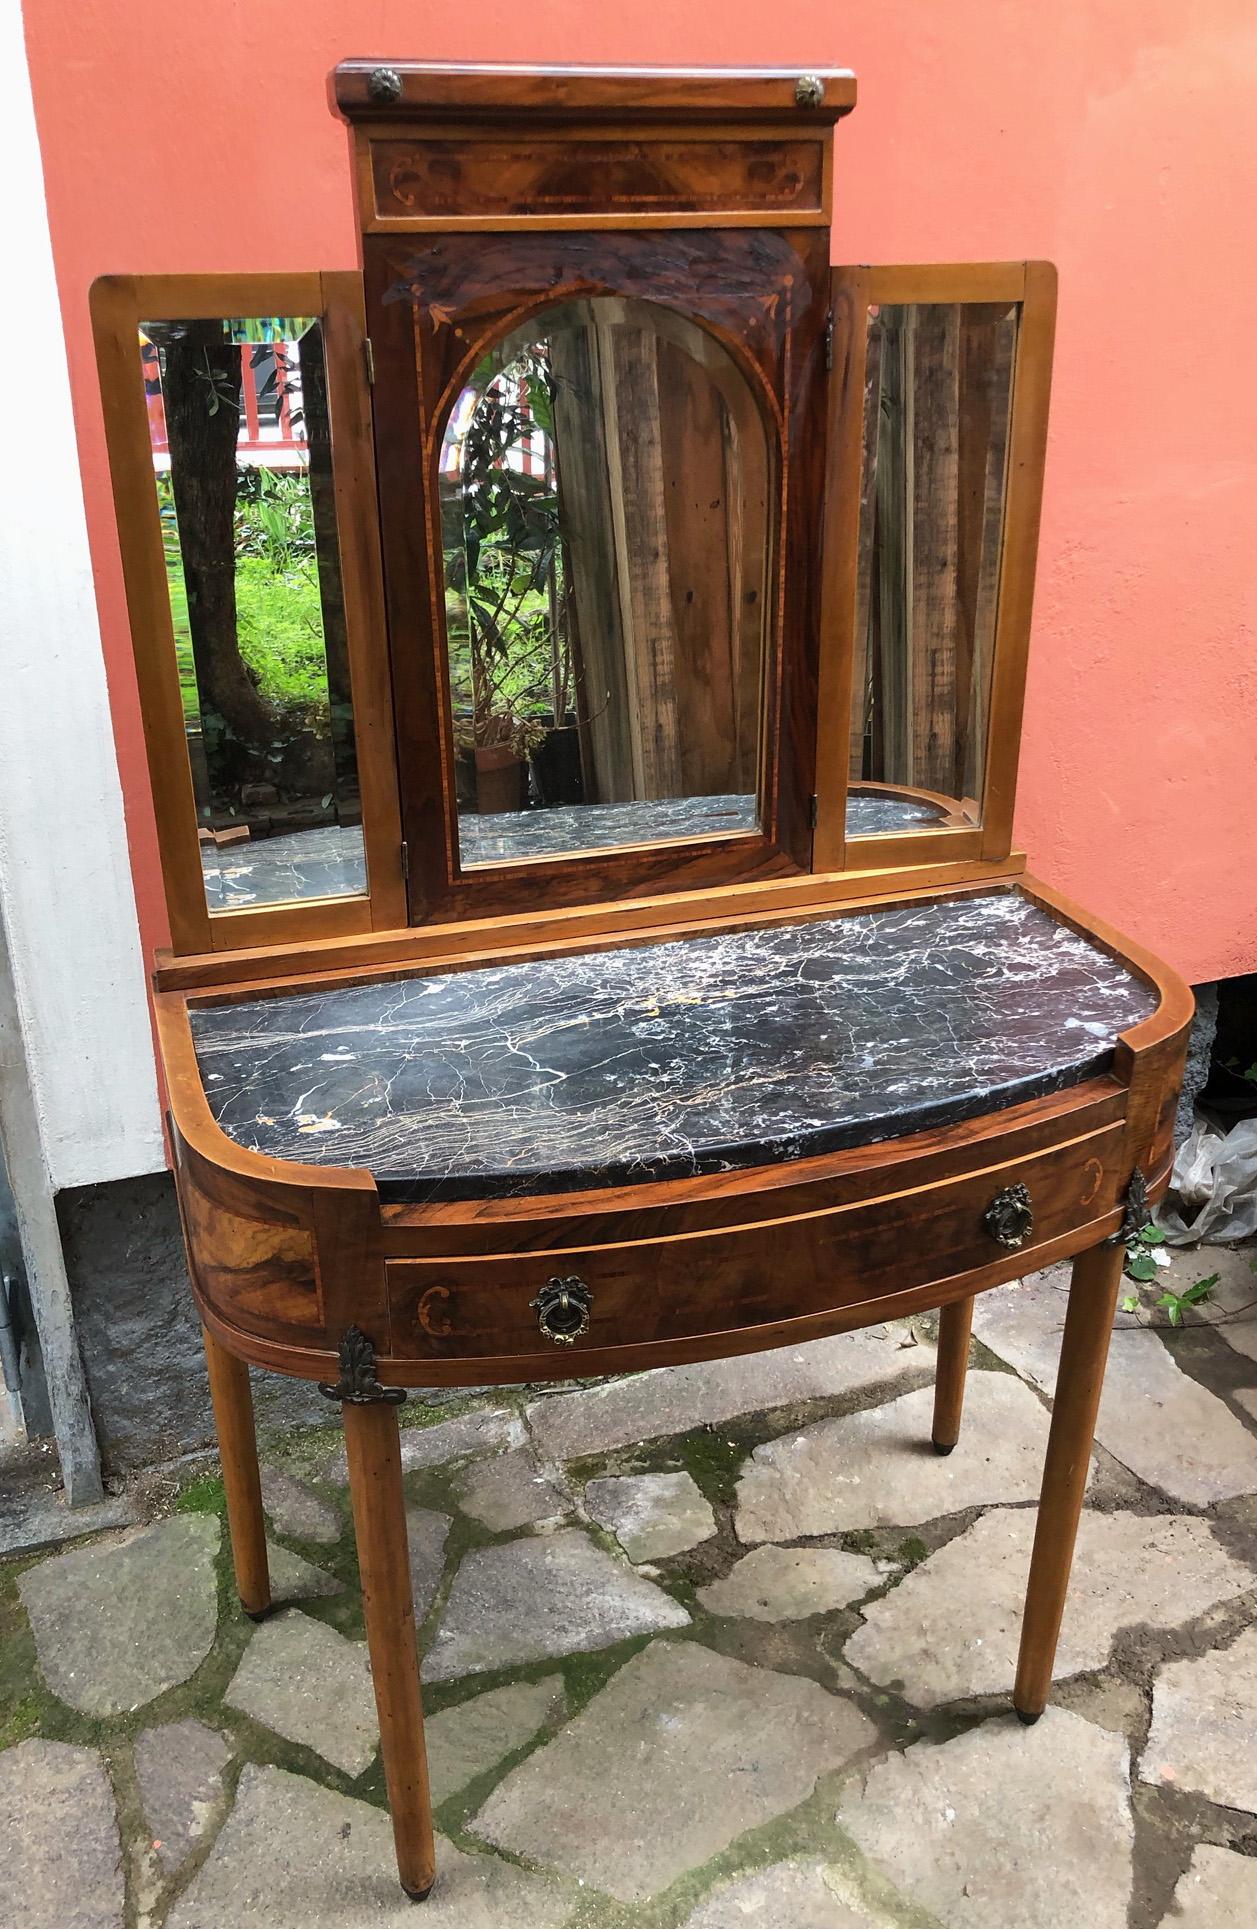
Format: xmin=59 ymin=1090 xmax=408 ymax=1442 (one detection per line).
xmin=170 ymin=884 xmax=1175 ymax=1388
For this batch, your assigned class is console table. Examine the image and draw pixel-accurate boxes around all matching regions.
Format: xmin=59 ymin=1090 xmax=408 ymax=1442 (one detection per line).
xmin=93 ymin=60 xmax=1191 ymax=1900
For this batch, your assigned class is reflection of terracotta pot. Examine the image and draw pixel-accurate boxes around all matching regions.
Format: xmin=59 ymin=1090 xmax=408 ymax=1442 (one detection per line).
xmin=474 ymin=743 xmax=526 ymax=814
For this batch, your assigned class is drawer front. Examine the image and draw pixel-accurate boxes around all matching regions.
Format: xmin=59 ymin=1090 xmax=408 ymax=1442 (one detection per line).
xmin=386 ymin=1123 xmax=1126 ymax=1365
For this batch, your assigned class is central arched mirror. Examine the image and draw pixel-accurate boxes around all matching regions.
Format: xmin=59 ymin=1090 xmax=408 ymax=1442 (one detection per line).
xmin=437 ymin=297 xmax=772 ymax=868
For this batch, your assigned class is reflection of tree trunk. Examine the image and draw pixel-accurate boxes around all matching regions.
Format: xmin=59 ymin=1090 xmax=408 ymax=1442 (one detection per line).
xmin=298 ymin=323 xmax=359 ymax=819
xmin=161 ymin=322 xmax=272 ymax=750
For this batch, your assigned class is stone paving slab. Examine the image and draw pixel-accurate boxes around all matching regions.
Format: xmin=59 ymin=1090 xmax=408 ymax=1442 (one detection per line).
xmin=1172 ymin=1247 xmax=1257 ymax=1365
xmin=267 ymin=1539 xmax=342 ymax=1604
xmin=166 ymin=1764 xmax=574 ymax=1928
xmin=845 ymin=1509 xmax=1254 ymax=1706
xmin=837 ymin=1708 xmax=1134 ymax=1929
xmin=134 ymin=1717 xmax=232 ymax=1873
xmin=0 ymin=1738 xmax=124 ymax=1929
xmin=323 ymin=1407 xmax=525 ymax=1482
xmin=1158 ymin=1845 xmax=1257 ymax=1928
xmin=17 ymin=1514 xmax=220 ymax=1716
xmin=260 ymin=1465 xmax=340 ymax=1544
xmin=585 ymin=1471 xmax=716 ymax=1561
xmin=472 ymin=1639 xmax=877 ymax=1903
xmin=425 ymin=1676 xmax=565 ymax=1804
xmin=1140 ymin=1622 xmax=1257 ymax=1811
xmin=224 ymin=1610 xmax=377 ymax=1777
xmin=681 ymin=1857 xmax=898 ymax=1928
xmin=699 ymin=1545 xmax=881 ymax=1621
xmin=406 ymin=1505 xmax=451 ymax=1620
xmin=424 ymin=1527 xmax=690 ymax=1682
xmin=973 ymin=1268 xmax=1257 ymax=1505
xmin=526 ymin=1329 xmax=935 ymax=1463
xmin=456 ymin=1449 xmax=569 ymax=1532
xmin=735 ymin=1373 xmax=1060 ymax=1542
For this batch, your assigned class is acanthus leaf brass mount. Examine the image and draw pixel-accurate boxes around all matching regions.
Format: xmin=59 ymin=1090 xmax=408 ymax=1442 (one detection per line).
xmin=984 ymin=1182 xmax=1035 ymax=1251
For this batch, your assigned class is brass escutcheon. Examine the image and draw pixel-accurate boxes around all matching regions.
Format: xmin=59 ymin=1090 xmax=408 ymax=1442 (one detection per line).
xmin=984 ymin=1182 xmax=1035 ymax=1251
xmin=530 ymin=1275 xmax=593 ymax=1346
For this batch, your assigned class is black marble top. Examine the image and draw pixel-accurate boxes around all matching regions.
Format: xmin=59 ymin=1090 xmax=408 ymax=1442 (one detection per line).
xmin=190 ymin=889 xmax=1157 ymax=1203
xmin=198 ymin=791 xmax=952 ymax=909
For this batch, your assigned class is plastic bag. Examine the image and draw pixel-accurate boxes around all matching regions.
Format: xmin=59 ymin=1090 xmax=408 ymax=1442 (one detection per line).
xmin=1158 ymin=1114 xmax=1257 ymax=1245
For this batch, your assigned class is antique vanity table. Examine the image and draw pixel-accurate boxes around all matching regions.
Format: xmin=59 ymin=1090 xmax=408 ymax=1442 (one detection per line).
xmin=92 ymin=61 xmax=1191 ymax=1900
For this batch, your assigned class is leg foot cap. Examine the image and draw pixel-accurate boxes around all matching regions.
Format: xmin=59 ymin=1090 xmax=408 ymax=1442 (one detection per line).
xmin=243 ymin=1604 xmax=273 ymax=1623
xmin=1015 ymin=1707 xmax=1042 ymax=1727
xmin=931 ymin=1439 xmax=956 ymax=1457
xmin=402 ymin=1882 xmax=434 ymax=1903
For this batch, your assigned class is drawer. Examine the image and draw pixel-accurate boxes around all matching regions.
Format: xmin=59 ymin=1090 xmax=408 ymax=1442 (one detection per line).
xmin=385 ymin=1121 xmax=1127 ymax=1366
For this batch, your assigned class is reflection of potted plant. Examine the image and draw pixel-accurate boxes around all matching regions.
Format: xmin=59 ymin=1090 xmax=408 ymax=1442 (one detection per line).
xmin=451 ymin=705 xmax=546 ymax=814
xmin=442 ymin=342 xmax=572 ymax=814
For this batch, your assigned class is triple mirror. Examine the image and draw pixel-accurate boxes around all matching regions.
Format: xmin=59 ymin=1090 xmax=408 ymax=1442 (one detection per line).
xmin=95 ymin=256 xmax=1050 ymax=950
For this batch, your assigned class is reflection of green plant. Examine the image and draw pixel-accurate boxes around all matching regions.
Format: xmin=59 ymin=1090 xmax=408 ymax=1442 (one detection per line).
xmin=443 ymin=344 xmax=571 ymax=759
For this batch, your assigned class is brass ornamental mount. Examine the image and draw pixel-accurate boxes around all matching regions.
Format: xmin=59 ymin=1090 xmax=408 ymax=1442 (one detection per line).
xmin=795 ymin=74 xmax=826 ymax=107
xmin=318 ymin=1326 xmax=406 ymax=1404
xmin=1108 ymin=1167 xmax=1151 ymax=1247
xmin=984 ymin=1182 xmax=1035 ymax=1251
xmin=530 ymin=1276 xmax=594 ymax=1346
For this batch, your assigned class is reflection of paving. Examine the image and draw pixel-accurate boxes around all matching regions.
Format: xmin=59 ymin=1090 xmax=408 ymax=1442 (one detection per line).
xmin=196 ymin=791 xmax=952 ymax=910
xmin=11 ymin=1265 xmax=1257 ymax=1924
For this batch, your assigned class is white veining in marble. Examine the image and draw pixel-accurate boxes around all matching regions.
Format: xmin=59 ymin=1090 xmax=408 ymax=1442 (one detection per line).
xmin=190 ymin=889 xmax=1156 ymax=1202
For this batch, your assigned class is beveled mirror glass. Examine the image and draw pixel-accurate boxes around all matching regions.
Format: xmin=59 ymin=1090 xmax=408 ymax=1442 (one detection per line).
xmin=140 ymin=314 xmax=366 ymax=910
xmin=847 ymin=299 xmax=1018 ymax=837
xmin=437 ymin=297 xmax=771 ymax=867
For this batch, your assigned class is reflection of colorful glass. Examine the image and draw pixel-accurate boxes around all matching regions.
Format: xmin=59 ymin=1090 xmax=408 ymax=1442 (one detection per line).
xmin=138 ymin=324 xmax=312 ymax=471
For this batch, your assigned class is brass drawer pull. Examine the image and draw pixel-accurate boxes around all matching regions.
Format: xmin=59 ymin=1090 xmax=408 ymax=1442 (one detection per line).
xmin=984 ymin=1183 xmax=1034 ymax=1251
xmin=530 ymin=1275 xmax=593 ymax=1346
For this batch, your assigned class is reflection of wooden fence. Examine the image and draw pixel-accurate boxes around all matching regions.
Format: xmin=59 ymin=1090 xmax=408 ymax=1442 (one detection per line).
xmin=142 ymin=341 xmax=305 ymax=466
xmin=550 ymin=299 xmax=768 ymax=806
xmin=851 ymin=302 xmax=1015 ymax=805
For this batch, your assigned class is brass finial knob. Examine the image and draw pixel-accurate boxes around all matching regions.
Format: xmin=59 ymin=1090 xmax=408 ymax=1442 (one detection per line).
xmin=795 ymin=74 xmax=825 ymax=108
xmin=368 ymin=66 xmax=403 ymax=104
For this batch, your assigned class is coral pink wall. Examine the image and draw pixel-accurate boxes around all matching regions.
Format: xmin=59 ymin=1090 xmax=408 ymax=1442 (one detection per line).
xmin=21 ymin=1 xmax=1257 ymax=985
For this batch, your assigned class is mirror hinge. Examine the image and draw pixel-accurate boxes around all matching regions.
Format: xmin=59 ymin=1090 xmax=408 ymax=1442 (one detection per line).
xmin=400 ymin=840 xmax=410 ymax=882
xmin=809 ymin=794 xmax=819 ymax=830
xmin=364 ymin=337 xmax=376 ymax=385
xmin=824 ymin=312 xmax=834 ymax=371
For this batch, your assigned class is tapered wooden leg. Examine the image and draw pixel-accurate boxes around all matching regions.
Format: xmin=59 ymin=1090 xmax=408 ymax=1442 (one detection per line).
xmin=343 ymin=1400 xmax=436 ymax=1902
xmin=202 ymin=1325 xmax=270 ymax=1619
xmin=932 ymin=1295 xmax=975 ymax=1455
xmin=1014 ymin=1240 xmax=1124 ymax=1722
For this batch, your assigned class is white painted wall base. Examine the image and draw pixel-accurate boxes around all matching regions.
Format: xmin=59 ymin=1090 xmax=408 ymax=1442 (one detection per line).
xmin=0 ymin=0 xmax=162 ymax=1191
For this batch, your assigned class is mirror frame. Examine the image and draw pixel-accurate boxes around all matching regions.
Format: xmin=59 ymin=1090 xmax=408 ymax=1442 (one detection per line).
xmin=814 ymin=260 xmax=1058 ymax=875
xmin=363 ymin=226 xmax=829 ymax=923
xmin=91 ymin=272 xmax=406 ymax=954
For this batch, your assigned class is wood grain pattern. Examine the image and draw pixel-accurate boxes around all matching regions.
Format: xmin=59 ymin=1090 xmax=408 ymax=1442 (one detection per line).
xmin=369 ymin=135 xmax=826 ymax=225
